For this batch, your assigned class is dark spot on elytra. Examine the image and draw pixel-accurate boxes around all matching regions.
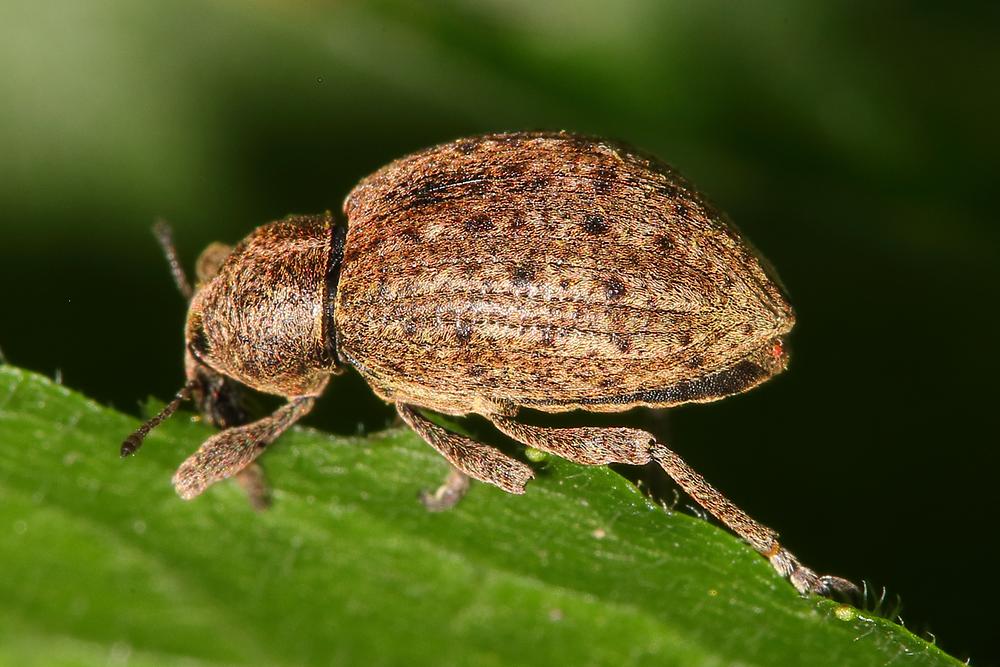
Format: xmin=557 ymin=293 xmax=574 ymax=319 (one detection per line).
xmin=511 ymin=263 xmax=536 ymax=287
xmin=403 ymin=321 xmax=417 ymax=337
xmin=455 ymin=322 xmax=472 ymax=344
xmin=565 ymin=134 xmax=593 ymax=151
xmin=674 ymin=201 xmax=690 ymax=218
xmin=412 ymin=179 xmax=447 ymax=206
xmin=464 ymin=215 xmax=494 ymax=234
xmin=655 ymin=234 xmax=672 ymax=252
xmin=604 ymin=277 xmax=626 ymax=300
xmin=743 ymin=323 xmax=755 ymax=336
xmin=455 ymin=137 xmax=481 ymax=154
xmin=678 ymin=331 xmax=692 ymax=346
xmin=593 ymin=165 xmax=615 ymax=195
xmin=609 ymin=333 xmax=631 ymax=353
xmin=399 ymin=225 xmax=421 ymax=243
xmin=499 ymin=162 xmax=525 ymax=179
xmin=540 ymin=328 xmax=555 ymax=346
xmin=525 ymin=175 xmax=552 ymax=191
xmin=559 ymin=278 xmax=571 ymax=289
xmin=341 ymin=247 xmax=360 ymax=266
xmin=655 ymin=181 xmax=682 ymax=199
xmin=509 ymin=214 xmax=527 ymax=231
xmin=467 ymin=364 xmax=486 ymax=377
xmin=581 ymin=214 xmax=609 ymax=235
xmin=687 ymin=354 xmax=705 ymax=370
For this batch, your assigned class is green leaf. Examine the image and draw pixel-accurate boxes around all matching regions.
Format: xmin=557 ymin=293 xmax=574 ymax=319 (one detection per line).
xmin=0 ymin=366 xmax=959 ymax=666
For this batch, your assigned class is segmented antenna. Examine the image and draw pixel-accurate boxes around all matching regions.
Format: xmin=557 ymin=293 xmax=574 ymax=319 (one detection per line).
xmin=154 ymin=219 xmax=193 ymax=300
xmin=120 ymin=382 xmax=194 ymax=457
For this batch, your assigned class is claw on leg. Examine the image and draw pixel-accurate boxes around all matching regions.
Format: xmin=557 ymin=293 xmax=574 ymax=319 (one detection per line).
xmin=771 ymin=546 xmax=859 ymax=597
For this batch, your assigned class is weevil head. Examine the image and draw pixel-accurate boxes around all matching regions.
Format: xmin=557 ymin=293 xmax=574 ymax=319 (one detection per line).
xmin=185 ymin=214 xmax=343 ymax=398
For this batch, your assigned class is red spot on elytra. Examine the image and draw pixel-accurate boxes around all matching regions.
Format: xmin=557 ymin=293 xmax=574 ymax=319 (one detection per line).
xmin=770 ymin=340 xmax=784 ymax=359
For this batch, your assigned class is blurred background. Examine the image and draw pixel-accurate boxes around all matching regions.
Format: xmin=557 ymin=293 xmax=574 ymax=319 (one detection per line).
xmin=1 ymin=0 xmax=997 ymax=662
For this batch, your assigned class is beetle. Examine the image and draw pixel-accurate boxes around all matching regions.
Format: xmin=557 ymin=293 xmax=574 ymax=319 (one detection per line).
xmin=122 ymin=131 xmax=855 ymax=596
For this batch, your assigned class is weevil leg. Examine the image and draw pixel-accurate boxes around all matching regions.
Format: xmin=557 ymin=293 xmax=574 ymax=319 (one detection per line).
xmin=489 ymin=413 xmax=858 ymax=598
xmin=184 ymin=351 xmax=277 ymax=509
xmin=234 ymin=463 xmax=271 ymax=512
xmin=187 ymin=352 xmax=250 ymax=430
xmin=173 ymin=396 xmax=315 ymax=501
xmin=396 ymin=403 xmax=534 ymax=497
xmin=420 ymin=465 xmax=471 ymax=512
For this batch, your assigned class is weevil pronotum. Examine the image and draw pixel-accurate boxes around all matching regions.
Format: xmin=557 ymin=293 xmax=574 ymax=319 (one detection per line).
xmin=122 ymin=131 xmax=856 ymax=596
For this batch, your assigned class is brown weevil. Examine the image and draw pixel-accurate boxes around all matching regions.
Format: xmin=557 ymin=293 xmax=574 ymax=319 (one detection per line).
xmin=122 ymin=131 xmax=856 ymax=597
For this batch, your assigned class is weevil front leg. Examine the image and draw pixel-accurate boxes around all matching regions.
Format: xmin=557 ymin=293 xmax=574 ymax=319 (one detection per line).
xmin=489 ymin=413 xmax=857 ymax=598
xmin=173 ymin=396 xmax=316 ymax=501
xmin=396 ymin=403 xmax=534 ymax=504
xmin=155 ymin=221 xmax=273 ymax=509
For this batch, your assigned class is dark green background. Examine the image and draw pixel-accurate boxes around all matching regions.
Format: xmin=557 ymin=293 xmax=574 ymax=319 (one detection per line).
xmin=2 ymin=1 xmax=997 ymax=663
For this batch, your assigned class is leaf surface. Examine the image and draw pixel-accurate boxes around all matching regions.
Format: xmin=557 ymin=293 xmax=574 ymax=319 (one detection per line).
xmin=0 ymin=367 xmax=959 ymax=666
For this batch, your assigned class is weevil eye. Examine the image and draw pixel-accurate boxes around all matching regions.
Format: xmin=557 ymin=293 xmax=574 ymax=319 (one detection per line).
xmin=186 ymin=314 xmax=212 ymax=365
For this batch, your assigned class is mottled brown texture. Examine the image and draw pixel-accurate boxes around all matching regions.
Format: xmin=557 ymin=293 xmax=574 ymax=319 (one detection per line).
xmin=122 ymin=132 xmax=855 ymax=597
xmin=337 ymin=132 xmax=794 ymax=416
xmin=188 ymin=214 xmax=338 ymax=398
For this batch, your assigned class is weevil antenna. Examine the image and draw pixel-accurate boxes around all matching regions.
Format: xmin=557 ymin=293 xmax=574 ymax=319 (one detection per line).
xmin=120 ymin=380 xmax=195 ymax=457
xmin=154 ymin=219 xmax=194 ymax=300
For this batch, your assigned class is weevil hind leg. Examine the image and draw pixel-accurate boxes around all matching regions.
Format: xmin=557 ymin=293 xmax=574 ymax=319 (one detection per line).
xmin=396 ymin=403 xmax=534 ymax=501
xmin=173 ymin=396 xmax=315 ymax=501
xmin=489 ymin=412 xmax=858 ymax=598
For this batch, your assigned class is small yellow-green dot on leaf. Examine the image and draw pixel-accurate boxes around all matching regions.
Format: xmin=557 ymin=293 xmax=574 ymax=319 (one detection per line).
xmin=525 ymin=447 xmax=548 ymax=462
xmin=834 ymin=605 xmax=856 ymax=622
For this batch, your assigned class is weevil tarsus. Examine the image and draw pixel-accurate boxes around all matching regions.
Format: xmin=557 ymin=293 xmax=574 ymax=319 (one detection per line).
xmin=491 ymin=411 xmax=858 ymax=597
